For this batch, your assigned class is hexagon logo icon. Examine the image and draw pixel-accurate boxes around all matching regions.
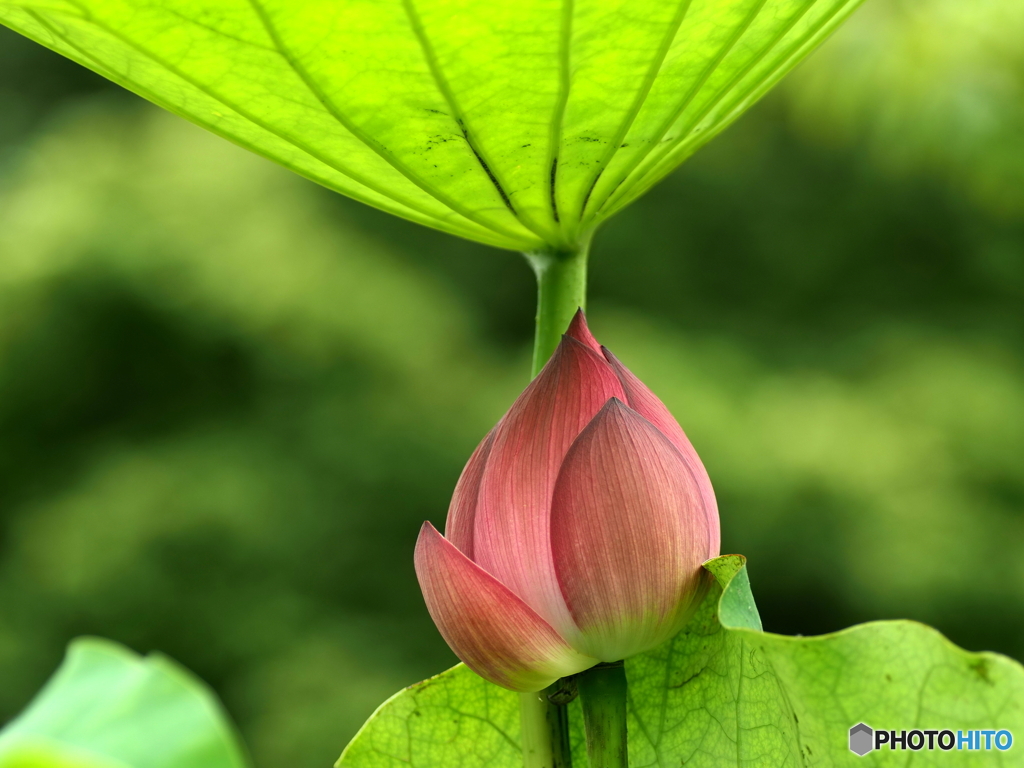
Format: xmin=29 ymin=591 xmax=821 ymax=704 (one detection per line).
xmin=849 ymin=723 xmax=874 ymax=756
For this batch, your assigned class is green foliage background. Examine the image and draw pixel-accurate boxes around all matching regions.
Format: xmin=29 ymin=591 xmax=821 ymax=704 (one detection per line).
xmin=1 ymin=1 xmax=1023 ymax=765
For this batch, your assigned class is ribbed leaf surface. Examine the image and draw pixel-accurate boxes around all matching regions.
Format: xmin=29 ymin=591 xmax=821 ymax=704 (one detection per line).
xmin=1 ymin=0 xmax=863 ymax=250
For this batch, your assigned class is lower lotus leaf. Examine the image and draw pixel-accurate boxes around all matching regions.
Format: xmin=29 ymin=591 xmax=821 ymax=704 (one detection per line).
xmin=338 ymin=555 xmax=1024 ymax=767
xmin=0 ymin=638 xmax=249 ymax=768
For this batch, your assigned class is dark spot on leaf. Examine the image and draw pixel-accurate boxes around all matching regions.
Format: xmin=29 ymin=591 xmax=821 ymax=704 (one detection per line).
xmin=970 ymin=659 xmax=993 ymax=685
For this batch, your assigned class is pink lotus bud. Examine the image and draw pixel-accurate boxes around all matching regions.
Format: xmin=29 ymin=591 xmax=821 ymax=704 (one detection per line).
xmin=415 ymin=311 xmax=720 ymax=691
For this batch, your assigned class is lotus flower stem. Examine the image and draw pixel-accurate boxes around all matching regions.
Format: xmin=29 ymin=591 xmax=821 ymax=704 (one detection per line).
xmin=517 ymin=242 xmax=590 ymax=768
xmin=520 ymin=242 xmax=583 ymax=766
xmin=578 ymin=662 xmax=628 ymax=768
xmin=519 ymin=683 xmax=574 ymax=768
xmin=524 ymin=242 xmax=591 ymax=376
xmin=419 ymin=241 xmax=709 ymax=768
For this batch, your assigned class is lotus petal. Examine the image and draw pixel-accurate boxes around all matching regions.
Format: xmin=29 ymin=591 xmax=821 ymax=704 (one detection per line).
xmin=550 ymin=399 xmax=711 ymax=661
xmin=472 ymin=336 xmax=625 ymax=635
xmin=603 ymin=347 xmax=720 ymax=556
xmin=414 ymin=523 xmax=597 ymax=692
xmin=444 ymin=428 xmax=495 ymax=558
xmin=565 ymin=309 xmax=602 ymax=353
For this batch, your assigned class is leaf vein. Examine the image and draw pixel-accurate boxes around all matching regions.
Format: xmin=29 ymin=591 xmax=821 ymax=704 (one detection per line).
xmin=244 ymin=0 xmax=536 ymax=246
xmin=27 ymin=8 xmax=501 ymax=243
xmin=576 ymin=0 xmax=694 ymax=222
xmin=587 ymin=0 xmax=772 ymax=221
xmin=398 ymin=0 xmax=551 ymax=243
xmin=546 ymin=0 xmax=574 ymax=227
xmin=598 ymin=0 xmax=842 ymax=219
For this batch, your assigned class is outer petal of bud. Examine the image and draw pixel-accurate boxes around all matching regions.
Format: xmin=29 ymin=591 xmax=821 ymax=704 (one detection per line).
xmin=472 ymin=336 xmax=625 ymax=636
xmin=565 ymin=308 xmax=602 ymax=353
xmin=444 ymin=428 xmax=494 ymax=559
xmin=414 ymin=523 xmax=598 ymax=692
xmin=602 ymin=347 xmax=720 ymax=558
xmin=550 ymin=399 xmax=712 ymax=662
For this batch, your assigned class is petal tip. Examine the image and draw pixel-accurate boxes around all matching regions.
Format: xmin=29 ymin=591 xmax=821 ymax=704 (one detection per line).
xmin=566 ymin=309 xmax=601 ymax=352
xmin=418 ymin=520 xmax=442 ymax=540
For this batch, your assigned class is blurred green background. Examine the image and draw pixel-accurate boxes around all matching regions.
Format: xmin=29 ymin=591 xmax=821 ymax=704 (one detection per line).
xmin=1 ymin=1 xmax=1023 ymax=765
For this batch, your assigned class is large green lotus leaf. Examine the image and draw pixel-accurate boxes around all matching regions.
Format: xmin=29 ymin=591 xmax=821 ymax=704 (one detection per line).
xmin=0 ymin=0 xmax=862 ymax=251
xmin=338 ymin=555 xmax=1024 ymax=767
xmin=0 ymin=638 xmax=250 ymax=768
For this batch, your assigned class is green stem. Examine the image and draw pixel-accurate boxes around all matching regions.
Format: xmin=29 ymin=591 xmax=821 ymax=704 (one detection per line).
xmin=524 ymin=241 xmax=591 ymax=376
xmin=577 ymin=662 xmax=628 ymax=768
xmin=517 ymin=242 xmax=590 ymax=768
xmin=519 ymin=686 xmax=573 ymax=768
xmin=519 ymin=241 xmax=629 ymax=768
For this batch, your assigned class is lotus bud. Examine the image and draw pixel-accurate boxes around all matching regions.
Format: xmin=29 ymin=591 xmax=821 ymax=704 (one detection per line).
xmin=415 ymin=311 xmax=719 ymax=692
